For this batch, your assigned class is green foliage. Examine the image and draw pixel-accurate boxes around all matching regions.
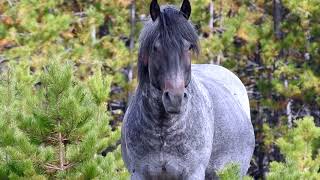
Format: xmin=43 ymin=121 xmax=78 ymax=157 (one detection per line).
xmin=268 ymin=117 xmax=320 ymax=180
xmin=1 ymin=1 xmax=132 ymax=178
xmin=218 ymin=163 xmax=252 ymax=180
xmin=1 ymin=0 xmax=131 ymax=86
xmin=218 ymin=163 xmax=241 ymax=180
xmin=0 ymin=60 xmax=129 ymax=179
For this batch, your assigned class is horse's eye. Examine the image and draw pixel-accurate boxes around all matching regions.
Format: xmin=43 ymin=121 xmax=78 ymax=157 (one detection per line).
xmin=153 ymin=46 xmax=158 ymax=52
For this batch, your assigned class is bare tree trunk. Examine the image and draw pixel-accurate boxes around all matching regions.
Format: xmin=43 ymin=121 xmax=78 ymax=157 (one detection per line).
xmin=273 ymin=0 xmax=283 ymax=39
xmin=209 ymin=0 xmax=215 ymax=64
xmin=58 ymin=121 xmax=65 ymax=170
xmin=209 ymin=1 xmax=214 ymax=31
xmin=286 ymin=99 xmax=293 ymax=128
xmin=219 ymin=0 xmax=223 ymax=30
xmin=274 ymin=0 xmax=293 ymax=130
xmin=128 ymin=0 xmax=136 ymax=101
xmin=216 ymin=0 xmax=223 ymax=65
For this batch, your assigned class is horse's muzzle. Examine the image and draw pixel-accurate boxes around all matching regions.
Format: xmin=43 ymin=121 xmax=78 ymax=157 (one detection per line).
xmin=162 ymin=90 xmax=188 ymax=114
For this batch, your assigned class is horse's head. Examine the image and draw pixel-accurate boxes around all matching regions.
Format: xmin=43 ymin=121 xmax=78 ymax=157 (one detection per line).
xmin=138 ymin=0 xmax=199 ymax=114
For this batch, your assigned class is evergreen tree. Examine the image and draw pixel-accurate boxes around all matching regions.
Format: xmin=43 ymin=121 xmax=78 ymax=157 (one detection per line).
xmin=267 ymin=116 xmax=320 ymax=179
xmin=0 ymin=60 xmax=128 ymax=179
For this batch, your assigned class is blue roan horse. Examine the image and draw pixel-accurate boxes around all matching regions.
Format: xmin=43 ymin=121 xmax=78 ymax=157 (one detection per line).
xmin=121 ymin=0 xmax=255 ymax=179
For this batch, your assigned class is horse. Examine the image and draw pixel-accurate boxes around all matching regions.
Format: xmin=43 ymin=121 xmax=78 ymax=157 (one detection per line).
xmin=121 ymin=0 xmax=255 ymax=179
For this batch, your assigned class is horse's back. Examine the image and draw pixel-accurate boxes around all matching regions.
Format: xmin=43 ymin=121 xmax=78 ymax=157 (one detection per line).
xmin=192 ymin=64 xmax=250 ymax=119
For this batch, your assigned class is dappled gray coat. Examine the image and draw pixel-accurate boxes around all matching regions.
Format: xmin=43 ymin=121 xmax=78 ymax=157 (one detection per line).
xmin=121 ymin=64 xmax=255 ymax=179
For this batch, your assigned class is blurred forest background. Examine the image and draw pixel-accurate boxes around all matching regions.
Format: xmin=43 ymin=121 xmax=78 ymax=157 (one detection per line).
xmin=0 ymin=0 xmax=319 ymax=179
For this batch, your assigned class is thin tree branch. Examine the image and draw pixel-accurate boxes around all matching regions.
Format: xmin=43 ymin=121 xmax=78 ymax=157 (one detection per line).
xmin=58 ymin=121 xmax=65 ymax=171
xmin=286 ymin=99 xmax=293 ymax=128
xmin=209 ymin=1 xmax=214 ymax=31
xmin=44 ymin=163 xmax=61 ymax=171
xmin=6 ymin=0 xmax=13 ymax=7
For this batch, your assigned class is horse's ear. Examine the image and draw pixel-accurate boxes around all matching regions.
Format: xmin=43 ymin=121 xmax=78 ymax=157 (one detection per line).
xmin=150 ymin=0 xmax=160 ymax=21
xmin=180 ymin=0 xmax=191 ymax=20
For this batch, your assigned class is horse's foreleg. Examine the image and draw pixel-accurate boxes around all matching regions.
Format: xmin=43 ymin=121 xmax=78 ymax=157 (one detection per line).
xmin=205 ymin=170 xmax=220 ymax=180
xmin=185 ymin=166 xmax=206 ymax=180
xmin=131 ymin=172 xmax=145 ymax=180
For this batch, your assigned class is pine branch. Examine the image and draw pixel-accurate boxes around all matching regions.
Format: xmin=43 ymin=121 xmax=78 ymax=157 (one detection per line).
xmin=44 ymin=163 xmax=61 ymax=172
xmin=44 ymin=162 xmax=75 ymax=172
xmin=6 ymin=0 xmax=13 ymax=7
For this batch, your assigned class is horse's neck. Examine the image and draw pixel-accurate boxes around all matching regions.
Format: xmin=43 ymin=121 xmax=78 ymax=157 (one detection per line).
xmin=137 ymin=84 xmax=189 ymax=138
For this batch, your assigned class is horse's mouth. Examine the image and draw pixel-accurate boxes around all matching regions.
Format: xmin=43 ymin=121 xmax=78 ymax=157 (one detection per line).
xmin=166 ymin=108 xmax=181 ymax=114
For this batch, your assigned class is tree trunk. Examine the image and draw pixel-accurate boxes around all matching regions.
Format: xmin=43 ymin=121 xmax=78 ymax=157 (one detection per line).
xmin=273 ymin=0 xmax=283 ymax=39
xmin=209 ymin=1 xmax=215 ymax=31
xmin=128 ymin=0 xmax=136 ymax=101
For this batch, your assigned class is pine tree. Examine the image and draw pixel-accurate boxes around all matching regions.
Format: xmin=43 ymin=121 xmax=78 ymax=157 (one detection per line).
xmin=1 ymin=1 xmax=132 ymax=178
xmin=0 ymin=60 xmax=129 ymax=179
xmin=267 ymin=116 xmax=320 ymax=179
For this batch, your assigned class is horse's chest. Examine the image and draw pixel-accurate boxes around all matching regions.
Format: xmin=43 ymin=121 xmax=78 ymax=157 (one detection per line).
xmin=131 ymin=126 xmax=190 ymax=156
xmin=125 ymin=97 xmax=213 ymax=177
xmin=128 ymin=120 xmax=211 ymax=175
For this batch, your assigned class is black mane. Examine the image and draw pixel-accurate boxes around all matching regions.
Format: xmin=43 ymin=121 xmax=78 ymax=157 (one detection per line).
xmin=138 ymin=5 xmax=199 ymax=86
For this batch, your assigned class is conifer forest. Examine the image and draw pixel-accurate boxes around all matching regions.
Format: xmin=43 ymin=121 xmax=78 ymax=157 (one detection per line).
xmin=0 ymin=0 xmax=319 ymax=179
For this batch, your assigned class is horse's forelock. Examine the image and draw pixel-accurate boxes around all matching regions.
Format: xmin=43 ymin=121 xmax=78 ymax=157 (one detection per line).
xmin=139 ymin=6 xmax=199 ymax=55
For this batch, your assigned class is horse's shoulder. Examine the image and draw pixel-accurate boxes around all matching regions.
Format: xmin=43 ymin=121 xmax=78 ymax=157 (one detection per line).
xmin=191 ymin=64 xmax=250 ymax=119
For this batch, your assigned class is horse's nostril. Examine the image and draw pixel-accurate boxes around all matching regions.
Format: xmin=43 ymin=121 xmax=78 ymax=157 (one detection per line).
xmin=162 ymin=90 xmax=184 ymax=114
xmin=184 ymin=92 xmax=188 ymax=99
xmin=164 ymin=91 xmax=170 ymax=100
